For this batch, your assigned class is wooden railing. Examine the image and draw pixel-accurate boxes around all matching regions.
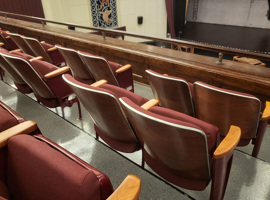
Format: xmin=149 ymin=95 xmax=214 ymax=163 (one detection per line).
xmin=0 ymin=11 xmax=270 ymax=62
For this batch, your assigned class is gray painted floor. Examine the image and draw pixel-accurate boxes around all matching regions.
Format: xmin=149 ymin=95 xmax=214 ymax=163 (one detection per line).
xmin=1 ymin=75 xmax=270 ymax=200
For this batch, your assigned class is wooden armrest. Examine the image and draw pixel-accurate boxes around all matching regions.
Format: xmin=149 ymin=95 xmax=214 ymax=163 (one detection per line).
xmin=40 ymin=41 xmax=45 ymax=43
xmin=91 ymin=80 xmax=108 ymax=87
xmin=0 ymin=121 xmax=38 ymax=148
xmin=141 ymin=99 xmax=159 ymax=110
xmin=214 ymin=125 xmax=241 ymax=159
xmin=107 ymin=175 xmax=141 ymax=200
xmin=0 ymin=42 xmax=4 ymax=47
xmin=9 ymin=49 xmax=22 ymax=53
xmin=115 ymin=64 xmax=132 ymax=74
xmin=5 ymin=31 xmax=10 ymax=33
xmin=262 ymin=101 xmax=270 ymax=120
xmin=5 ymin=36 xmax=10 ymax=39
xmin=163 ymin=74 xmax=168 ymax=76
xmin=44 ymin=66 xmax=70 ymax=79
xmin=30 ymin=56 xmax=43 ymax=62
xmin=47 ymin=46 xmax=57 ymax=52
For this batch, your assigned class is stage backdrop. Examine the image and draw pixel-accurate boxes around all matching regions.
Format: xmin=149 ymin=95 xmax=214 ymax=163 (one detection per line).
xmin=90 ymin=0 xmax=118 ymax=28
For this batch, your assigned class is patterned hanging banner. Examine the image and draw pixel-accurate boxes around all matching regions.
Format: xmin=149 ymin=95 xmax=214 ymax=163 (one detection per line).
xmin=90 ymin=0 xmax=118 ymax=28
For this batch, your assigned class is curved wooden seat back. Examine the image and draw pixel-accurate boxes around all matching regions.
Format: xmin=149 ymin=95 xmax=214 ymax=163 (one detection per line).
xmin=63 ymin=74 xmax=140 ymax=153
xmin=78 ymin=52 xmax=119 ymax=86
xmin=194 ymin=81 xmax=261 ymax=145
xmin=7 ymin=33 xmax=35 ymax=56
xmin=0 ymin=51 xmax=25 ymax=85
xmin=56 ymin=45 xmax=93 ymax=83
xmin=120 ymin=97 xmax=211 ymax=190
xmin=146 ymin=70 xmax=195 ymax=116
xmin=2 ymin=53 xmax=55 ymax=99
xmin=23 ymin=36 xmax=53 ymax=63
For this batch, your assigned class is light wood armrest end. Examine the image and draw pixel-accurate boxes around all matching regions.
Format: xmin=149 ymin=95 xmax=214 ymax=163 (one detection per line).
xmin=9 ymin=49 xmax=22 ymax=53
xmin=5 ymin=36 xmax=10 ymax=39
xmin=262 ymin=101 xmax=270 ymax=120
xmin=141 ymin=99 xmax=159 ymax=110
xmin=163 ymin=74 xmax=168 ymax=76
xmin=214 ymin=125 xmax=241 ymax=159
xmin=91 ymin=80 xmax=108 ymax=87
xmin=5 ymin=31 xmax=10 ymax=33
xmin=0 ymin=121 xmax=38 ymax=148
xmin=115 ymin=64 xmax=132 ymax=74
xmin=30 ymin=56 xmax=43 ymax=62
xmin=40 ymin=41 xmax=45 ymax=43
xmin=0 ymin=42 xmax=4 ymax=47
xmin=47 ymin=46 xmax=57 ymax=52
xmin=44 ymin=66 xmax=70 ymax=79
xmin=107 ymin=175 xmax=141 ymax=200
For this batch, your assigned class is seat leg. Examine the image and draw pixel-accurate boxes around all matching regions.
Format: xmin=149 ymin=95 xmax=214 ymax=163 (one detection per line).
xmin=61 ymin=105 xmax=65 ymax=119
xmin=141 ymin=151 xmax=145 ymax=169
xmin=252 ymin=119 xmax=268 ymax=157
xmin=210 ymin=155 xmax=233 ymax=200
xmin=77 ymin=100 xmax=82 ymax=121
xmin=95 ymin=132 xmax=99 ymax=140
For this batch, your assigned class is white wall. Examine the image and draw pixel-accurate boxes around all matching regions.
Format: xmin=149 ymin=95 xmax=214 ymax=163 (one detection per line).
xmin=117 ymin=0 xmax=167 ymax=42
xmin=187 ymin=0 xmax=270 ymax=29
xmin=41 ymin=0 xmax=167 ymax=41
xmin=41 ymin=0 xmax=92 ymax=33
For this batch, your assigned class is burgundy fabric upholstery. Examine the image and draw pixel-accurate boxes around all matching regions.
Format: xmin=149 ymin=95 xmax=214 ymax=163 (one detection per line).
xmin=146 ymin=70 xmax=194 ymax=116
xmin=149 ymin=106 xmax=219 ymax=154
xmin=120 ymin=97 xmax=214 ymax=190
xmin=0 ymin=101 xmax=24 ymax=132
xmin=63 ymin=74 xmax=145 ymax=153
xmin=7 ymin=134 xmax=113 ymax=200
xmin=78 ymin=51 xmax=134 ymax=91
xmin=0 ymin=181 xmax=9 ymax=200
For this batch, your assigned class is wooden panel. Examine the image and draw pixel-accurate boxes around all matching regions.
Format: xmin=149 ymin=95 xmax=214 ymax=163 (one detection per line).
xmin=0 ymin=16 xmax=270 ymax=109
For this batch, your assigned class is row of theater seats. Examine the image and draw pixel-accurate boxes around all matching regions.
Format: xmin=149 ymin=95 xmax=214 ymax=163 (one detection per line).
xmin=0 ymin=101 xmax=141 ymax=200
xmin=146 ymin=70 xmax=270 ymax=158
xmin=0 ymin=28 xmax=267 ymax=199
xmin=62 ymin=74 xmax=241 ymax=200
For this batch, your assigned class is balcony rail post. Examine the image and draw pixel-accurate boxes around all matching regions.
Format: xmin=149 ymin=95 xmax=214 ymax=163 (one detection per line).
xmin=216 ymin=52 xmax=224 ymax=65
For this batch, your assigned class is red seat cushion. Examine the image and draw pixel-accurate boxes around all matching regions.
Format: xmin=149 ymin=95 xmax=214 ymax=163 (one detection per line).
xmin=149 ymin=106 xmax=219 ymax=154
xmin=7 ymin=134 xmax=112 ymax=200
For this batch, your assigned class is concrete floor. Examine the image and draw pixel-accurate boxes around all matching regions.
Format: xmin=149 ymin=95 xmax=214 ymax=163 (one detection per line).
xmin=1 ymin=75 xmax=270 ymax=200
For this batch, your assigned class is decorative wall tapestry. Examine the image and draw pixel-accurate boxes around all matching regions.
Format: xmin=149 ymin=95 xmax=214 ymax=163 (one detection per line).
xmin=90 ymin=0 xmax=118 ymax=28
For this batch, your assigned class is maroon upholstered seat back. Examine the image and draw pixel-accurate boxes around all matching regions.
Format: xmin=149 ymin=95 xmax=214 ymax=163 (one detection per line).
xmin=63 ymin=74 xmax=144 ymax=153
xmin=194 ymin=81 xmax=261 ymax=144
xmin=2 ymin=53 xmax=56 ymax=99
xmin=7 ymin=134 xmax=113 ymax=200
xmin=56 ymin=45 xmax=93 ymax=83
xmin=146 ymin=70 xmax=195 ymax=116
xmin=7 ymin=33 xmax=35 ymax=56
xmin=78 ymin=51 xmax=119 ymax=86
xmin=23 ymin=36 xmax=53 ymax=63
xmin=120 ymin=97 xmax=215 ymax=190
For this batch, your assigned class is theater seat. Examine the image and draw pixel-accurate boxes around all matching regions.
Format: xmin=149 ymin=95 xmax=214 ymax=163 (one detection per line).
xmin=0 ymin=30 xmax=18 ymax=50
xmin=0 ymin=52 xmax=81 ymax=119
xmin=22 ymin=36 xmax=65 ymax=66
xmin=120 ymin=97 xmax=241 ymax=200
xmin=78 ymin=51 xmax=134 ymax=91
xmin=63 ymin=74 xmax=148 ymax=154
xmin=0 ymin=48 xmax=32 ymax=93
xmin=146 ymin=69 xmax=195 ymax=116
xmin=56 ymin=45 xmax=94 ymax=84
xmin=193 ymin=81 xmax=270 ymax=157
xmin=6 ymin=32 xmax=35 ymax=56
xmin=0 ymin=121 xmax=141 ymax=200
